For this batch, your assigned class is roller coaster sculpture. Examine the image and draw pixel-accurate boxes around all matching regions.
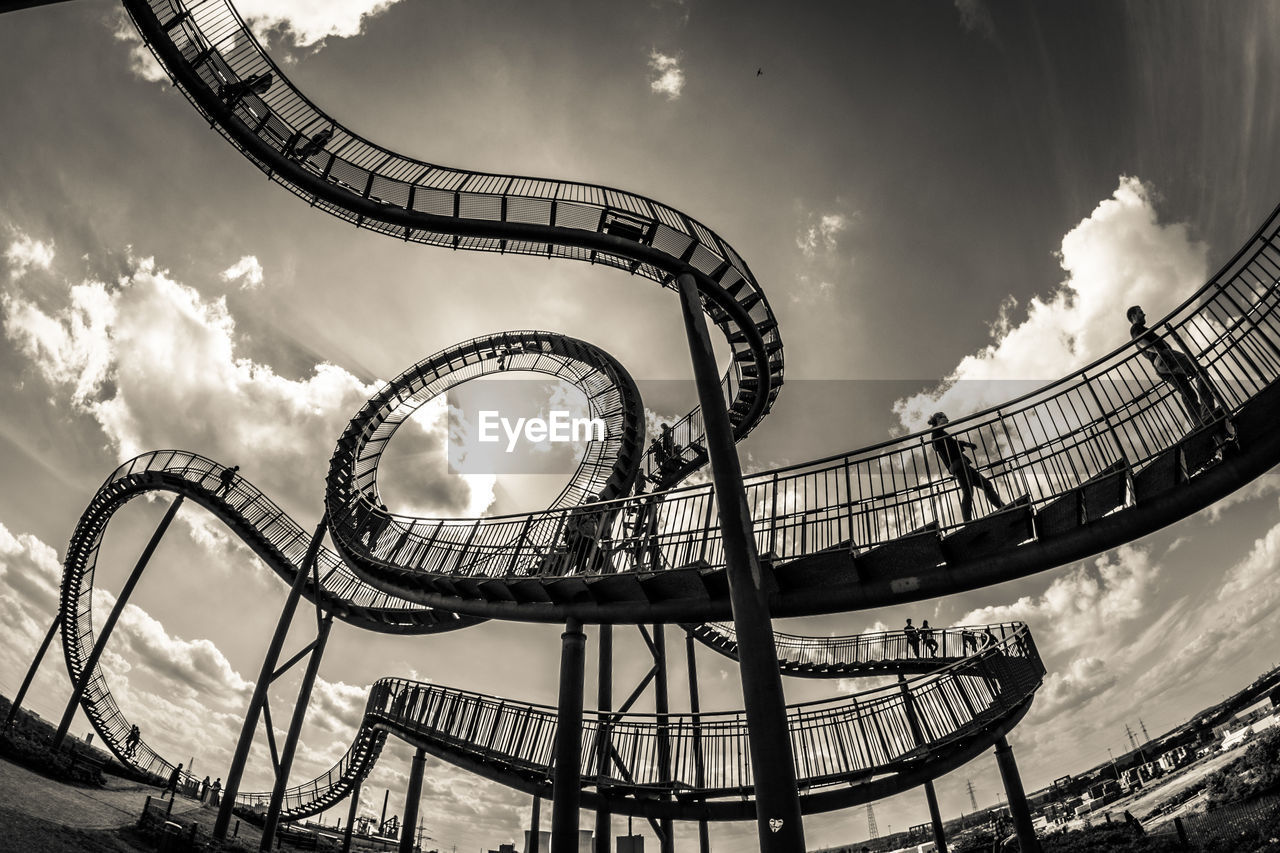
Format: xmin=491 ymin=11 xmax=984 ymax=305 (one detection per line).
xmin=12 ymin=0 xmax=1280 ymax=851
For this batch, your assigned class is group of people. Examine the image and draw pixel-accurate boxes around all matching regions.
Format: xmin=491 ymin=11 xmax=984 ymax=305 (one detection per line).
xmin=903 ymin=618 xmax=997 ymax=657
xmin=924 ymin=304 xmax=1226 ymax=525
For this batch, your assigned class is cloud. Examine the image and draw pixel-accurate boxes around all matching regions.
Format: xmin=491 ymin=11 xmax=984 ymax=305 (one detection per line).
xmin=4 ymin=230 xmax=55 ymax=279
xmin=648 ymin=50 xmax=686 ymax=100
xmin=1 ymin=248 xmax=492 ymax=522
xmin=233 ymin=0 xmax=405 ymax=49
xmin=893 ymin=176 xmax=1209 ymax=430
xmin=220 ymin=255 xmax=265 ymax=291
xmin=954 ymin=0 xmax=997 ymax=42
xmin=110 ymin=11 xmax=168 ymax=84
xmin=791 ymin=206 xmax=855 ymax=304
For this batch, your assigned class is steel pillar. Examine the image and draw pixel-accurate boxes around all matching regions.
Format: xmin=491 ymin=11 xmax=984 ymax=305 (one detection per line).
xmin=594 ymin=625 xmax=612 ymax=853
xmin=54 ymin=496 xmax=184 ymax=749
xmin=259 ymin=611 xmax=334 ymax=850
xmin=897 ymin=675 xmax=947 ymax=851
xmin=685 ymin=630 xmax=710 ymax=853
xmin=214 ymin=515 xmax=327 ymax=839
xmin=676 ymin=271 xmax=803 ymax=850
xmin=341 ymin=777 xmax=362 ymax=853
xmin=399 ymin=747 xmax=426 ymax=853
xmin=653 ymin=625 xmax=674 ymax=853
xmin=529 ymin=795 xmax=542 ymax=853
xmin=551 ymin=619 xmax=586 ymax=853
xmin=924 ymin=780 xmax=948 ymax=853
xmin=4 ymin=614 xmax=59 ymax=730
xmin=994 ymin=736 xmax=1041 ymax=853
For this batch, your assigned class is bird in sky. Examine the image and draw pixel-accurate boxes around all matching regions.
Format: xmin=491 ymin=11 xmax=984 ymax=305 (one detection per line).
xmin=757 ymin=67 xmax=764 ymax=76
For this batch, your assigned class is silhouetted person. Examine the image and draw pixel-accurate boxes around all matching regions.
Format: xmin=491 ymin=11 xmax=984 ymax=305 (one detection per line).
xmin=919 ymin=619 xmax=939 ymax=656
xmin=210 ymin=777 xmax=221 ymax=806
xmin=981 ymin=626 xmax=997 ymax=650
xmin=216 ymin=464 xmax=239 ymax=496
xmin=961 ymin=628 xmax=978 ymax=655
xmin=291 ymin=126 xmax=334 ymax=161
xmin=903 ymin=618 xmax=921 ymax=657
xmin=218 ymin=71 xmax=273 ymax=103
xmin=653 ymin=423 xmax=678 ymax=469
xmin=1127 ymin=306 xmax=1221 ymax=426
xmin=200 ymin=775 xmax=210 ymax=802
xmin=927 ymin=412 xmax=1005 ymax=522
xmin=163 ymin=762 xmax=183 ymax=799
xmin=124 ymin=723 xmax=141 ymax=757
xmin=363 ymin=503 xmax=391 ymax=549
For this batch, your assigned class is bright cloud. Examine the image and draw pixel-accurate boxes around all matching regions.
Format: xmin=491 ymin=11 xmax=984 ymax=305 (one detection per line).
xmin=234 ymin=0 xmax=405 ymax=49
xmin=220 ymin=255 xmax=265 ymax=291
xmin=893 ymin=176 xmax=1209 ymax=430
xmin=648 ymin=50 xmax=686 ymax=100
xmin=110 ymin=11 xmax=168 ymax=84
xmin=1 ymin=249 xmax=491 ymax=522
xmin=792 ymin=206 xmax=855 ymax=304
xmin=4 ymin=231 xmax=55 ymax=279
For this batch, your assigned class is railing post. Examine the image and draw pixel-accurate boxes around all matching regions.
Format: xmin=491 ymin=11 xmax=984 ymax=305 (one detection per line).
xmin=551 ymin=619 xmax=586 ymax=853
xmin=54 ymin=496 xmax=185 ymax=749
xmin=675 ymin=271 xmax=804 ymax=851
xmin=215 ymin=514 xmax=327 ymax=840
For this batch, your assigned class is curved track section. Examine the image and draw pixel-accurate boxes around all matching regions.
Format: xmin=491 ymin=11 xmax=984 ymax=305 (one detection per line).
xmin=122 ymin=0 xmax=783 ymax=492
xmin=234 ymin=623 xmax=1042 ymax=821
xmin=120 ymin=0 xmax=1280 ymax=624
xmin=57 ymin=450 xmax=466 ymax=786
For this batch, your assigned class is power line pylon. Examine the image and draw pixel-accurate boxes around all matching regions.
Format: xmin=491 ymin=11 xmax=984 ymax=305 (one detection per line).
xmin=866 ymin=803 xmax=878 ymax=839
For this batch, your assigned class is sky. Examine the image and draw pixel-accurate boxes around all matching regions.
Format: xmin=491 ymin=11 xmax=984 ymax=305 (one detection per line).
xmin=3 ymin=0 xmax=1280 ymax=850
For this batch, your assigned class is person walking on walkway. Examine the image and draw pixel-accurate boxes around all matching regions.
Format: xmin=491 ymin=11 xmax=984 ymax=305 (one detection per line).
xmin=1127 ymin=306 xmax=1222 ymax=426
xmin=919 ymin=620 xmax=939 ymax=656
xmin=927 ymin=412 xmax=1005 ymax=523
xmin=162 ymin=763 xmax=183 ymax=800
xmin=215 ymin=465 xmax=239 ymax=496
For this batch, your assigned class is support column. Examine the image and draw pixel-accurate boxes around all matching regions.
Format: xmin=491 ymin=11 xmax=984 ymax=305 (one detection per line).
xmin=551 ymin=620 xmax=586 ymax=853
xmin=898 ymin=675 xmax=947 ymax=853
xmin=685 ymin=630 xmax=710 ymax=853
xmin=994 ymin=736 xmax=1040 ymax=853
xmin=215 ymin=515 xmax=327 ymax=839
xmin=54 ymin=496 xmax=185 ymax=749
xmin=529 ymin=795 xmax=542 ymax=853
xmin=676 ymin=271 xmax=803 ymax=850
xmin=399 ymin=747 xmax=426 ymax=853
xmin=924 ymin=780 xmax=948 ymax=853
xmin=653 ymin=625 xmax=674 ymax=853
xmin=341 ymin=777 xmax=362 ymax=853
xmin=259 ymin=611 xmax=335 ymax=851
xmin=594 ymin=625 xmax=612 ymax=853
xmin=4 ymin=614 xmax=59 ymax=730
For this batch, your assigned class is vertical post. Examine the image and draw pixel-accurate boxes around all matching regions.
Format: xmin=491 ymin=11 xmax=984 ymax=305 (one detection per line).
xmin=529 ymin=795 xmax=542 ymax=853
xmin=675 ymin=271 xmax=804 ymax=850
xmin=259 ymin=611 xmax=335 ymax=851
xmin=399 ymin=747 xmax=426 ymax=853
xmin=924 ymin=780 xmax=948 ymax=853
xmin=54 ymin=496 xmax=185 ymax=749
xmin=380 ymin=789 xmax=390 ymax=834
xmin=653 ymin=625 xmax=674 ymax=853
xmin=341 ymin=777 xmax=362 ymax=853
xmin=594 ymin=625 xmax=612 ymax=853
xmin=994 ymin=736 xmax=1041 ymax=853
xmin=551 ymin=619 xmax=586 ymax=853
xmin=214 ymin=515 xmax=327 ymax=839
xmin=685 ymin=630 xmax=710 ymax=853
xmin=4 ymin=614 xmax=59 ymax=730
